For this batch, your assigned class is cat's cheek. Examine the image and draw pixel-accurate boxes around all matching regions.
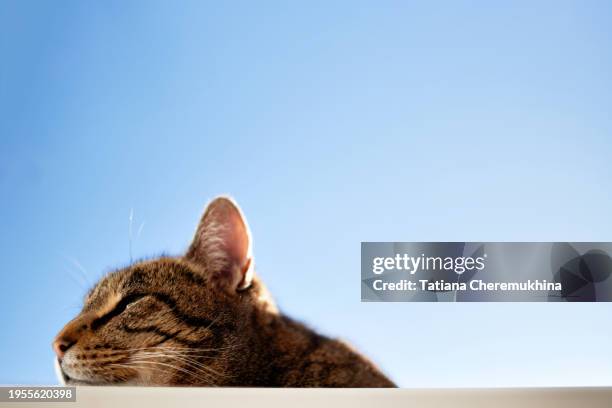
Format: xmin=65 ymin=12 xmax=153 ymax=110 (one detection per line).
xmin=125 ymin=364 xmax=165 ymax=386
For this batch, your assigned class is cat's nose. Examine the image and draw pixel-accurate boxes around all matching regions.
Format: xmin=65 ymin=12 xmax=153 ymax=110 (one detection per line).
xmin=53 ymin=313 xmax=94 ymax=360
xmin=53 ymin=336 xmax=76 ymax=360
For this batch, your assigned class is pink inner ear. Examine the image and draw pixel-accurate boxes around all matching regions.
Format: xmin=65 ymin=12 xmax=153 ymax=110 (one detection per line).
xmin=188 ymin=197 xmax=253 ymax=290
xmin=222 ymin=207 xmax=250 ymax=268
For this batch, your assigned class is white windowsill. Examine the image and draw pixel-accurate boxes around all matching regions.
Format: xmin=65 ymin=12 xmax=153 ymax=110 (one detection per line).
xmin=6 ymin=386 xmax=610 ymax=408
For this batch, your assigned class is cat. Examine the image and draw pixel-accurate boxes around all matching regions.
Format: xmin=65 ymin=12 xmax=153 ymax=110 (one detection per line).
xmin=53 ymin=196 xmax=395 ymax=387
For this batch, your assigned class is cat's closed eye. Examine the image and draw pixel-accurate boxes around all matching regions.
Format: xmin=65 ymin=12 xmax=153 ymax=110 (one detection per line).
xmin=90 ymin=295 xmax=149 ymax=329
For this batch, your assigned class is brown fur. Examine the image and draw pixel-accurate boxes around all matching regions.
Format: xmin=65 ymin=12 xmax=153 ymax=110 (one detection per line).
xmin=53 ymin=197 xmax=395 ymax=387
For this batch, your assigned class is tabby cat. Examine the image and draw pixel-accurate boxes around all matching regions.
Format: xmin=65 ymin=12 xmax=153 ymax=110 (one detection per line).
xmin=53 ymin=197 xmax=395 ymax=387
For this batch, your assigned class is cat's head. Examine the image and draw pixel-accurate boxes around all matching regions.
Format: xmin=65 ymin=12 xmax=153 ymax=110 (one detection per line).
xmin=53 ymin=197 xmax=276 ymax=385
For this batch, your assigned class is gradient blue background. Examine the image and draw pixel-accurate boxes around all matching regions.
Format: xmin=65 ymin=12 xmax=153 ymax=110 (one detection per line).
xmin=1 ymin=1 xmax=611 ymax=387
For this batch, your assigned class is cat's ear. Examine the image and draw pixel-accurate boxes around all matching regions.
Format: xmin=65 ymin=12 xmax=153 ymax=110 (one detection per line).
xmin=186 ymin=196 xmax=254 ymax=292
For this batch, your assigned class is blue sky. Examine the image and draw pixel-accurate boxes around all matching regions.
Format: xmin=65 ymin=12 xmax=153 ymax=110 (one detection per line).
xmin=1 ymin=1 xmax=611 ymax=386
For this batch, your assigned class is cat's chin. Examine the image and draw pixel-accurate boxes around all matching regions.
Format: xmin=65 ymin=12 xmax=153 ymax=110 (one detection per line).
xmin=54 ymin=357 xmax=127 ymax=386
xmin=54 ymin=357 xmax=68 ymax=386
xmin=54 ymin=358 xmax=91 ymax=386
xmin=63 ymin=377 xmax=102 ymax=386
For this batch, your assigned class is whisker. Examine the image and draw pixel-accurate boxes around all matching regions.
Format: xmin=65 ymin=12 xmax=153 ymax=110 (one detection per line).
xmin=63 ymin=255 xmax=93 ymax=287
xmin=108 ymin=362 xmax=206 ymax=386
xmin=122 ymin=358 xmax=216 ymax=385
xmin=99 ymin=344 xmax=237 ymax=355
xmin=128 ymin=208 xmax=134 ymax=263
xmin=126 ymin=351 xmax=220 ymax=360
xmin=130 ymin=355 xmax=219 ymax=380
xmin=133 ymin=351 xmax=230 ymax=378
xmin=136 ymin=221 xmax=145 ymax=239
xmin=65 ymin=269 xmax=87 ymax=291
